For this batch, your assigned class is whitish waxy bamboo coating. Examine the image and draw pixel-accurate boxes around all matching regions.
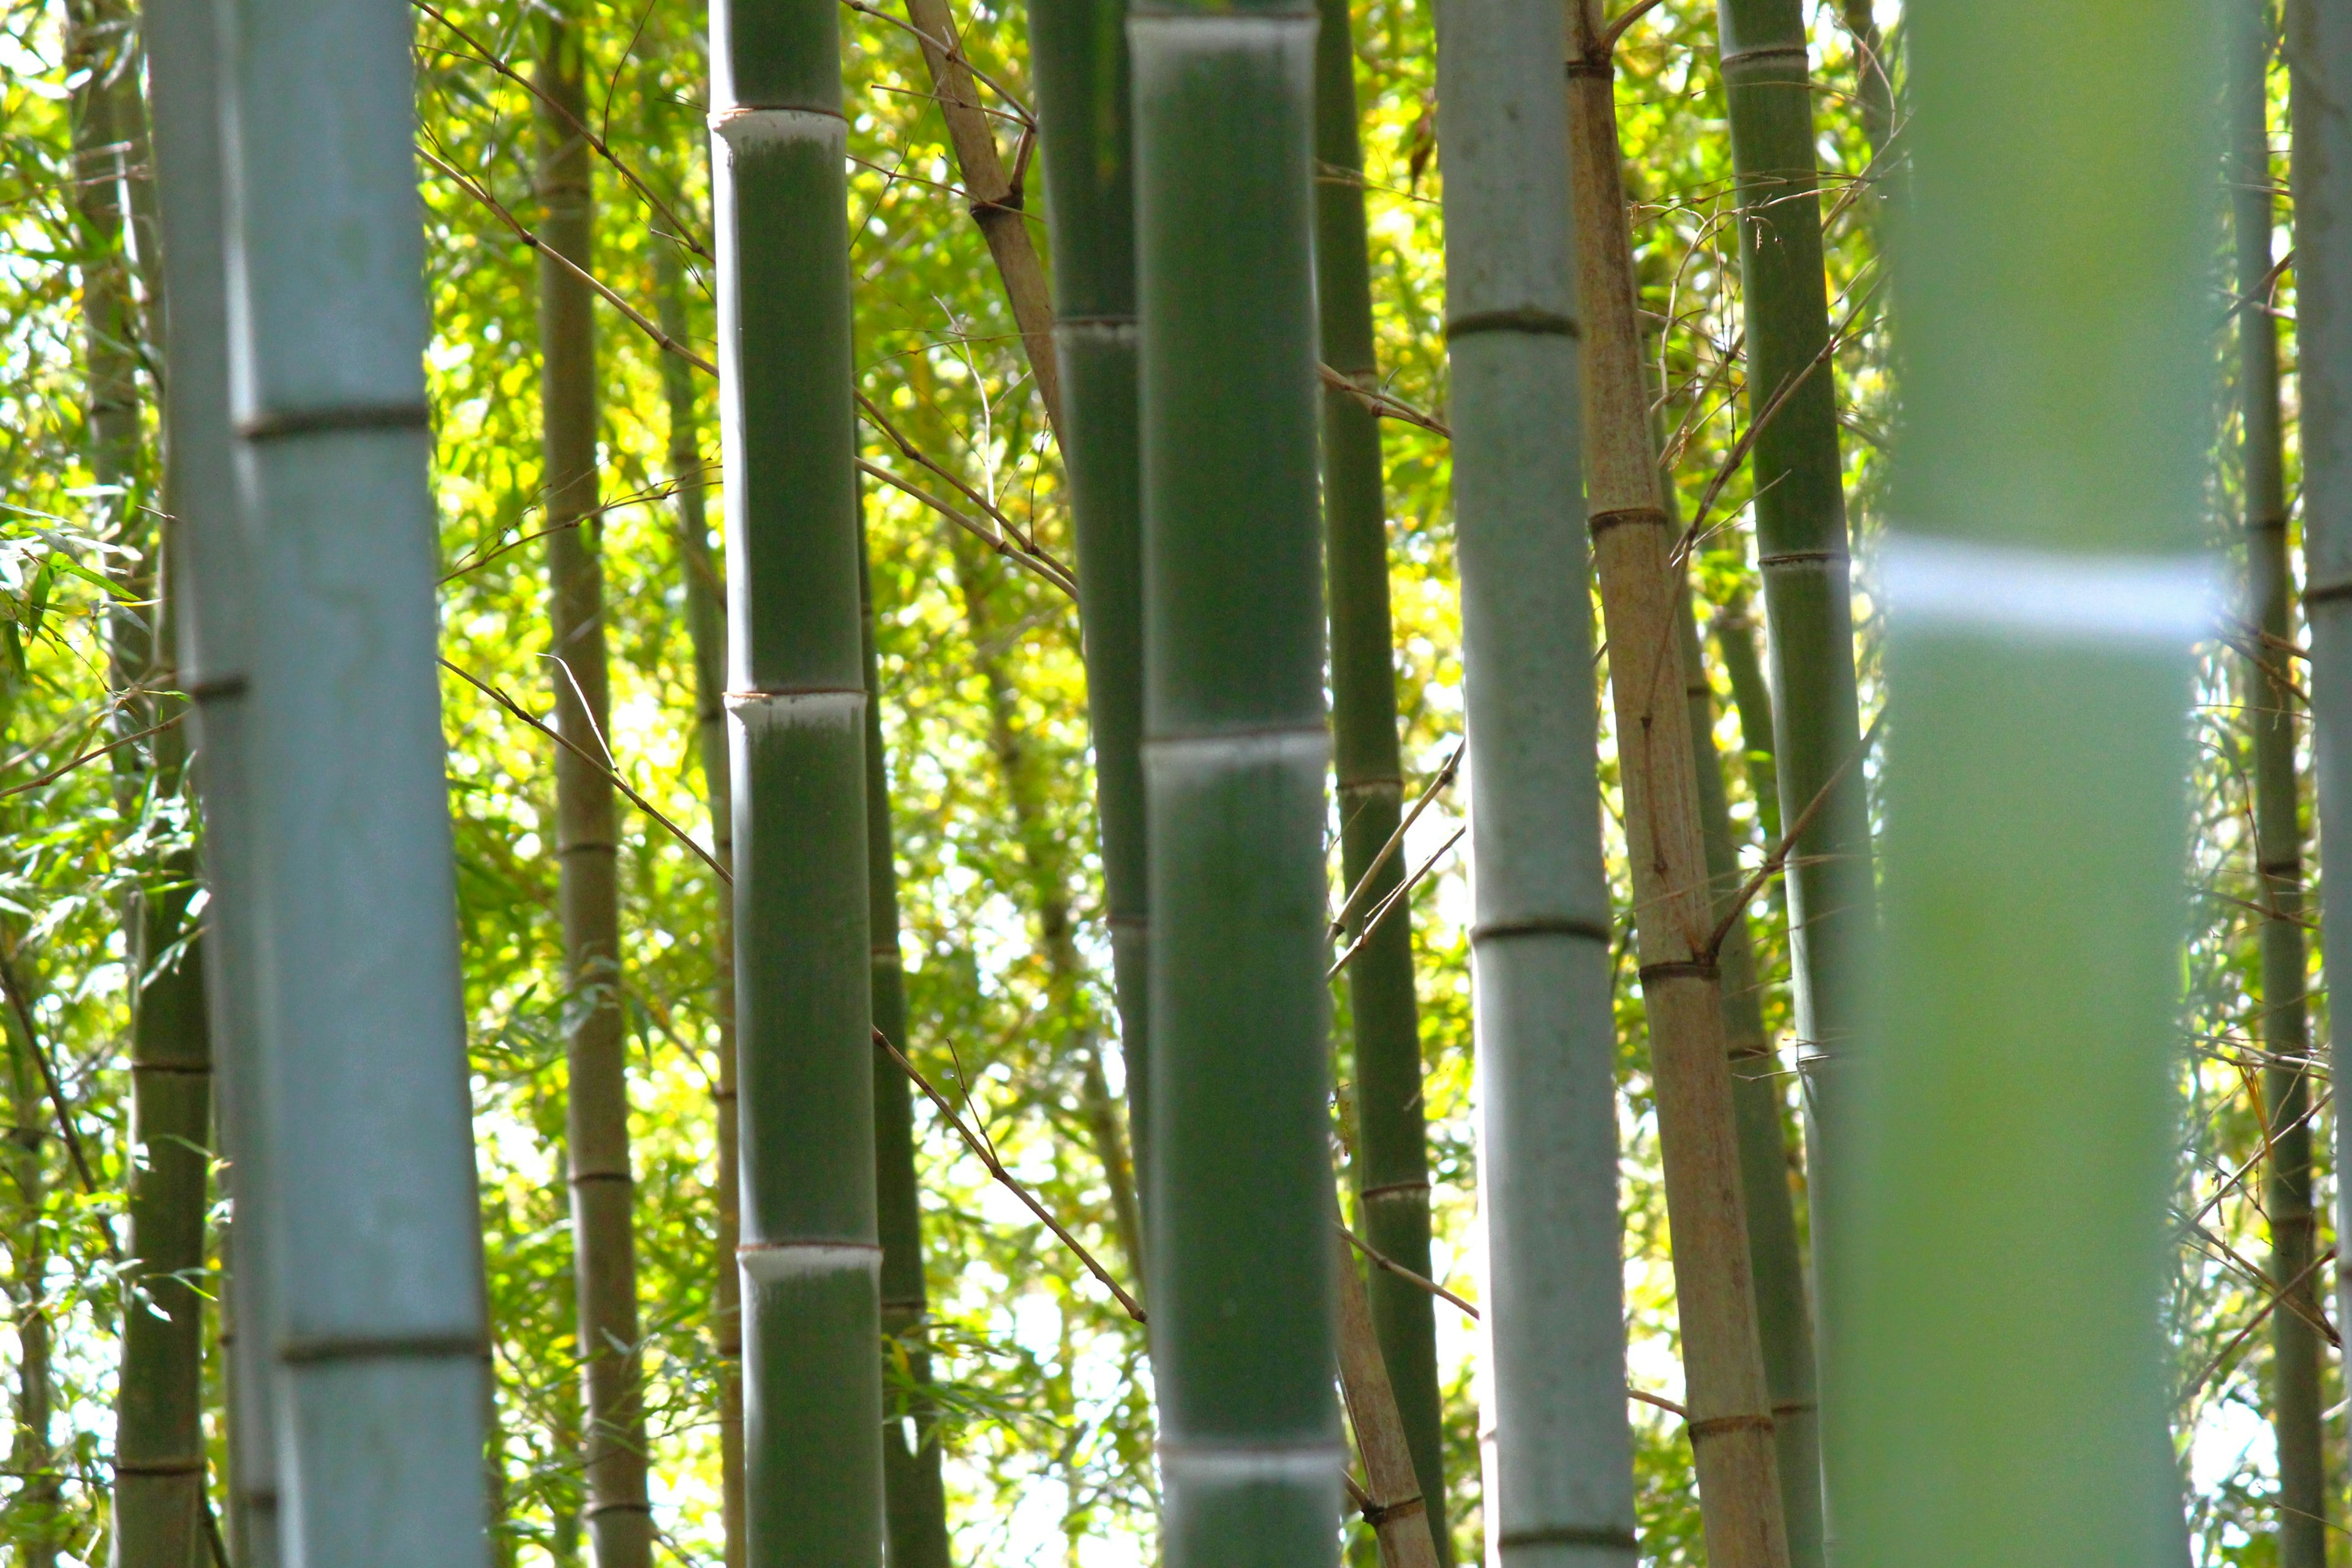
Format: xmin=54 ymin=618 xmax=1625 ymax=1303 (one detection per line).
xmin=2230 ymin=6 xmax=2329 ymax=1561
xmin=707 ymin=0 xmax=886 ymax=1560
xmin=1031 ymin=0 xmax=1152 ymax=1188
xmin=1826 ymin=4 xmax=2212 ymax=1566
xmin=1431 ymin=1 xmax=1637 ymax=1562
xmin=2291 ymin=0 xmax=2352 ymax=1405
xmin=214 ymin=0 xmax=491 ymax=1559
xmin=1564 ymin=9 xmax=1789 ymax=1567
xmin=1131 ymin=4 xmax=1338 ymax=1564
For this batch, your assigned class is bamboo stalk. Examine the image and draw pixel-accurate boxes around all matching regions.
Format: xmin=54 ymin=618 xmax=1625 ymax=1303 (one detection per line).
xmin=1430 ymin=0 xmax=1637 ymax=1558
xmin=1564 ymin=11 xmax=1789 ymax=1567
xmin=532 ymin=17 xmax=652 ymax=1564
xmin=5 ymin=961 xmax=58 ymax=1568
xmin=1311 ymin=1 xmax=1447 ymax=1555
xmin=2237 ymin=3 xmax=2329 ymax=1562
xmin=1028 ymin=0 xmax=1151 ymax=1188
xmin=1335 ymin=1233 xmax=1442 ymax=1568
xmin=706 ymin=0 xmax=885 ymax=1556
xmin=1131 ymin=0 xmax=1338 ymax=1558
xmin=213 ymin=0 xmax=493 ymax=1556
xmin=1825 ymin=3 xmax=2212 ymax=1564
xmin=864 ymin=526 xmax=956 ymax=1568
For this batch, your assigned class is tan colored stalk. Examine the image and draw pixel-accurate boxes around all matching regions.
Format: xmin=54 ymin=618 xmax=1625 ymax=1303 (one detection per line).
xmin=1335 ymin=1234 xmax=1442 ymax=1568
xmin=1564 ymin=13 xmax=1790 ymax=1568
xmin=900 ymin=0 xmax=1061 ymax=438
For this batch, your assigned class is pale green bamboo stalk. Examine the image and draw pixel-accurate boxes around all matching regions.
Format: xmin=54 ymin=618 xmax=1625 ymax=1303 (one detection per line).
xmin=141 ymin=4 xmax=277 ymax=1557
xmin=1030 ymin=0 xmax=1151 ymax=1189
xmin=214 ymin=0 xmax=491 ymax=1556
xmin=1311 ymin=3 xmax=1446 ymax=1554
xmin=2230 ymin=6 xmax=2326 ymax=1559
xmin=1566 ymin=9 xmax=1789 ymax=1562
xmin=864 ymin=530 xmax=954 ymax=1568
xmin=1823 ymin=4 xmax=2213 ymax=1565
xmin=1430 ymin=0 xmax=1635 ymax=1558
xmin=706 ymin=0 xmax=884 ymax=1555
xmin=1131 ymin=0 xmax=1338 ymax=1556
xmin=531 ymin=17 xmax=652 ymax=1564
xmin=651 ymin=228 xmax=744 ymax=1568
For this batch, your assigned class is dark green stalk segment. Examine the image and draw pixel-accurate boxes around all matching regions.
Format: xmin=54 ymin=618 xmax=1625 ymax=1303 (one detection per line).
xmin=535 ymin=16 xmax=652 ymax=1563
xmin=1310 ymin=0 xmax=1446 ymax=1553
xmin=1712 ymin=592 xmax=1782 ymax=844
xmin=863 ymin=530 xmax=954 ymax=1568
xmin=1133 ymin=2 xmax=1338 ymax=1562
xmin=1712 ymin=7 xmax=1869 ymax=1517
xmin=2230 ymin=6 xmax=2328 ymax=1560
xmin=1031 ymin=0 xmax=1151 ymax=1186
xmin=1679 ymin=592 xmax=1819 ymax=1566
xmin=1825 ymin=2 xmax=2215 ymax=1564
xmin=708 ymin=0 xmax=883 ymax=1558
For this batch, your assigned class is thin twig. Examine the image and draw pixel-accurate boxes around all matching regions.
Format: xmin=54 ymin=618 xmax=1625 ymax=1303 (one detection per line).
xmin=873 ymin=1026 xmax=1148 ymax=1323
xmin=837 ymin=0 xmax=1036 ymax=127
xmin=1338 ymin=1219 xmax=1479 ymax=1320
xmin=857 ymin=459 xmax=1076 ymax=599
xmin=0 ymin=712 xmax=179 ymax=801
xmin=1330 ymin=742 xmax=1463 ymax=940
xmin=1318 ymin=362 xmax=1451 ymax=439
xmin=2181 ymin=1245 xmax=2337 ymax=1403
xmin=0 ymin=947 xmax=118 ymax=1260
xmin=1328 ymin=825 xmax=1466 ymax=981
xmin=1702 ymin=710 xmax=1885 ymax=964
xmin=1599 ymin=0 xmax=1668 ymax=54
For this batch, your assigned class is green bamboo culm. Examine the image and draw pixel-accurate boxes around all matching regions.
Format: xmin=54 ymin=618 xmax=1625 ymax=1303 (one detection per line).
xmin=534 ymin=15 xmax=654 ymax=1564
xmin=143 ymin=1 xmax=279 ymax=1556
xmin=1710 ymin=10 xmax=1861 ymax=1547
xmin=1030 ymin=0 xmax=1152 ymax=1189
xmin=2290 ymin=0 xmax=2352 ymax=1406
xmin=1429 ymin=0 xmax=1638 ymax=1556
xmin=214 ymin=0 xmax=494 ymax=1555
xmin=1310 ymin=0 xmax=1446 ymax=1550
xmin=1131 ymin=0 xmax=1338 ymax=1556
xmin=1824 ymin=2 xmax=2215 ymax=1564
xmin=706 ymin=0 xmax=886 ymax=1558
xmin=2230 ymin=4 xmax=2329 ymax=1560
xmin=863 ymin=527 xmax=955 ymax=1568
xmin=652 ymin=229 xmax=745 ymax=1568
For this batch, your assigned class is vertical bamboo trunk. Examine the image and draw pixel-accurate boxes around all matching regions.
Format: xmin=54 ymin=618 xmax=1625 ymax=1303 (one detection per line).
xmin=707 ymin=0 xmax=884 ymax=1558
xmin=2290 ymin=0 xmax=2352 ymax=1393
xmin=1030 ymin=0 xmax=1152 ymax=1193
xmin=1823 ymin=4 xmax=2212 ymax=1566
xmin=1708 ymin=15 xmax=1862 ymax=1551
xmin=1131 ymin=0 xmax=1338 ymax=1559
xmin=532 ymin=17 xmax=653 ymax=1565
xmin=1311 ymin=2 xmax=1447 ymax=1555
xmin=898 ymin=0 xmax=1061 ymax=436
xmin=7 ymin=998 xmax=57 ymax=1568
xmin=652 ymin=237 xmax=744 ymax=1568
xmin=1710 ymin=595 xmax=1781 ymax=844
xmin=2231 ymin=8 xmax=2328 ymax=1562
xmin=1431 ymin=1 xmax=1636 ymax=1561
xmin=863 ymin=533 xmax=955 ymax=1568
xmin=1564 ymin=14 xmax=1789 ymax=1568
xmin=143 ymin=4 xmax=278 ymax=1558
xmin=1333 ymin=1236 xmax=1441 ymax=1568
xmin=1833 ymin=2 xmax=1895 ymax=176
xmin=214 ymin=0 xmax=492 ymax=1558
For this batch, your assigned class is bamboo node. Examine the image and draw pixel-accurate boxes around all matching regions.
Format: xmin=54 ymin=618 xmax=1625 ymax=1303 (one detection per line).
xmin=1684 ymin=1411 xmax=1776 ymax=1442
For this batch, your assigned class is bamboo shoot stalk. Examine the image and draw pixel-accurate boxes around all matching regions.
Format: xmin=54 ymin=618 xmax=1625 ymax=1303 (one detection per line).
xmin=143 ymin=4 xmax=277 ymax=1556
xmin=533 ymin=17 xmax=653 ymax=1564
xmin=707 ymin=0 xmax=886 ymax=1557
xmin=1311 ymin=0 xmax=1447 ymax=1553
xmin=2230 ymin=6 xmax=2328 ymax=1561
xmin=1564 ymin=13 xmax=1789 ymax=1567
xmin=1430 ymin=0 xmax=1637 ymax=1560
xmin=1823 ymin=4 xmax=2213 ymax=1564
xmin=652 ymin=225 xmax=745 ymax=1568
xmin=864 ymin=527 xmax=955 ymax=1568
xmin=1131 ymin=0 xmax=1338 ymax=1558
xmin=214 ymin=0 xmax=493 ymax=1556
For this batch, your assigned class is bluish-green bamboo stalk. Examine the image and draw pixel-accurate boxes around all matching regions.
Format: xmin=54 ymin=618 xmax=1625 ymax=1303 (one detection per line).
xmin=1824 ymin=4 xmax=2214 ymax=1565
xmin=2289 ymin=0 xmax=2352 ymax=1412
xmin=1132 ymin=0 xmax=1337 ymax=1558
xmin=142 ymin=8 xmax=278 ymax=1558
xmin=213 ymin=0 xmax=492 ymax=1559
xmin=1030 ymin=0 xmax=1151 ymax=1186
xmin=1311 ymin=2 xmax=1447 ymax=1553
xmin=707 ymin=0 xmax=884 ymax=1557
xmin=2230 ymin=5 xmax=2327 ymax=1560
xmin=1431 ymin=0 xmax=1636 ymax=1562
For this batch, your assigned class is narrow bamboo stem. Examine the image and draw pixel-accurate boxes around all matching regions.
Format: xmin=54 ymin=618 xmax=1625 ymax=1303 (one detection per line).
xmin=5 ymin=957 xmax=59 ymax=1568
xmin=1565 ymin=13 xmax=1789 ymax=1568
xmin=1335 ymin=1233 xmax=1442 ymax=1568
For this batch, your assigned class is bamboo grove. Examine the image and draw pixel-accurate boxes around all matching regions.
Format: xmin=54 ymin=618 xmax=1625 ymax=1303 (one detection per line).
xmin=0 ymin=0 xmax=2343 ymax=1564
